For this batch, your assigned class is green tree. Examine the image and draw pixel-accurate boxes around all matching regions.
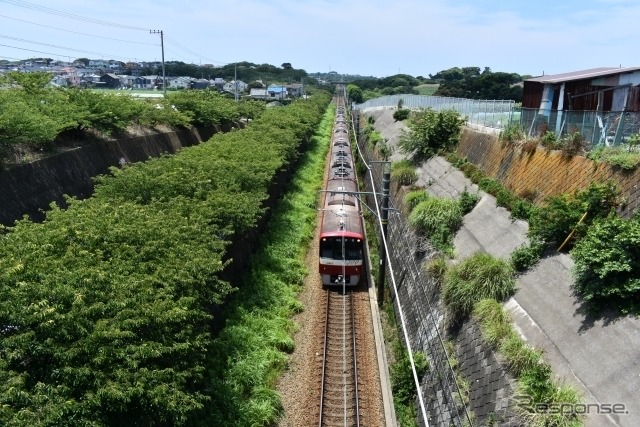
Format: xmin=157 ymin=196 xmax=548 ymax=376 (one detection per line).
xmin=347 ymin=84 xmax=364 ymax=103
xmin=398 ymin=108 xmax=465 ymax=161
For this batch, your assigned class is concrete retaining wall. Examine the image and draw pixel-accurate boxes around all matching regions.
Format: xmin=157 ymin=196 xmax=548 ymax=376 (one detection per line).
xmin=0 ymin=126 xmax=220 ymax=226
xmin=458 ymin=128 xmax=640 ymax=216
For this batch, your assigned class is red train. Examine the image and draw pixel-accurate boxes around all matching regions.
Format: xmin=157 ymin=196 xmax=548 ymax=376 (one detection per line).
xmin=319 ymin=89 xmax=365 ymax=286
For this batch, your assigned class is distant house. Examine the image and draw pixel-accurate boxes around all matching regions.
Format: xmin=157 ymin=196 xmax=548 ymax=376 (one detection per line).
xmin=88 ymin=59 xmax=110 ymax=69
xmin=286 ymin=83 xmax=303 ymax=97
xmin=522 ymin=67 xmax=640 ymax=144
xmin=119 ymin=75 xmax=137 ymax=88
xmin=211 ymin=77 xmax=225 ymax=91
xmin=267 ymin=84 xmax=287 ymax=100
xmin=100 ymin=73 xmax=121 ymax=89
xmin=189 ymin=78 xmax=208 ymax=90
xmin=134 ymin=75 xmax=162 ymax=89
xmin=80 ymin=73 xmax=102 ymax=87
xmin=168 ymin=76 xmax=192 ymax=90
xmin=249 ymin=88 xmax=268 ymax=100
xmin=223 ymin=80 xmax=247 ymax=93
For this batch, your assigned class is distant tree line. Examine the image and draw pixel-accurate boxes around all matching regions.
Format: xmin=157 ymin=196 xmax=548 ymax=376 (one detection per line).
xmin=346 ymin=66 xmax=529 ymax=103
xmin=430 ymin=66 xmax=527 ymax=102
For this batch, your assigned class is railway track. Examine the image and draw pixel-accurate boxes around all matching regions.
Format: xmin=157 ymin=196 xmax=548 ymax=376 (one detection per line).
xmin=319 ymin=289 xmax=361 ymax=427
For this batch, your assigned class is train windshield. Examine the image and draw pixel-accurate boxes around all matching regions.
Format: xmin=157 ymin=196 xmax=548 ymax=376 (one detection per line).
xmin=320 ymin=237 xmax=363 ymax=260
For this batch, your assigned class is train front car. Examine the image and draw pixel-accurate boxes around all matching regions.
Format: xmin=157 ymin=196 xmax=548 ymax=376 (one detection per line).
xmin=319 ymin=94 xmax=365 ymax=286
xmin=319 ymin=181 xmax=365 ymax=286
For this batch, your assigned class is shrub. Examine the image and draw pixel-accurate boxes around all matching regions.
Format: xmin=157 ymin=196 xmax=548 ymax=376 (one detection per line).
xmin=540 ymin=131 xmax=560 ymax=150
xmin=510 ymin=239 xmax=546 ymax=272
xmin=409 ymin=197 xmax=463 ymax=252
xmin=398 ymin=108 xmax=465 ymax=162
xmin=443 ymin=252 xmax=516 ymax=318
xmin=561 ymin=130 xmax=584 ymax=157
xmin=588 ymin=144 xmax=640 ymax=170
xmin=529 ymin=181 xmax=621 ymax=247
xmin=572 ymin=215 xmax=640 ymax=313
xmin=367 ymin=129 xmax=383 ymax=148
xmin=391 ymin=160 xmax=417 ymax=186
xmin=478 ymin=177 xmax=502 ymax=196
xmin=499 ymin=123 xmax=524 ymax=143
xmin=459 ymin=188 xmax=480 ymax=215
xmin=393 ymin=108 xmax=411 ymax=121
xmin=377 ymin=139 xmax=392 ymax=160
xmin=521 ymin=139 xmax=538 ymax=154
xmin=391 ymin=350 xmax=429 ymax=406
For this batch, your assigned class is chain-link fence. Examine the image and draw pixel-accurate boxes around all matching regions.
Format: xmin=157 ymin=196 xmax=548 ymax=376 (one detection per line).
xmin=357 ymin=94 xmax=640 ymax=151
xmin=520 ymin=107 xmax=640 ymax=148
xmin=356 ymin=94 xmax=516 ymax=131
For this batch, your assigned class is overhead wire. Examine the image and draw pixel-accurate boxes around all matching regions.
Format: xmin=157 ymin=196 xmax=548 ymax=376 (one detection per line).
xmin=0 ymin=0 xmax=150 ymax=30
xmin=0 ymin=0 xmax=228 ymax=68
xmin=347 ymin=87 xmax=431 ymax=426
xmin=0 ymin=14 xmax=156 ymax=46
xmin=0 ymin=34 xmax=135 ymax=61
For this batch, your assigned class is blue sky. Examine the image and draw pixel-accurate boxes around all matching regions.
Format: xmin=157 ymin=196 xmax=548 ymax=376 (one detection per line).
xmin=1 ymin=0 xmax=638 ymax=78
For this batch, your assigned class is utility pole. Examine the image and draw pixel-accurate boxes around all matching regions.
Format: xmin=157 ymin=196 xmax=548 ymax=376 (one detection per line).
xmin=377 ymin=169 xmax=390 ymax=307
xmin=150 ymin=30 xmax=166 ymax=96
xmin=234 ymin=62 xmax=238 ymax=102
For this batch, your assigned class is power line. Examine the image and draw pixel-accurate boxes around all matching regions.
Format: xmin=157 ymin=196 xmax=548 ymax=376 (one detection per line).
xmin=163 ymin=36 xmax=230 ymax=65
xmin=0 ymin=42 xmax=136 ymax=62
xmin=0 ymin=0 xmax=149 ymax=31
xmin=0 ymin=14 xmax=156 ymax=45
xmin=0 ymin=34 xmax=134 ymax=60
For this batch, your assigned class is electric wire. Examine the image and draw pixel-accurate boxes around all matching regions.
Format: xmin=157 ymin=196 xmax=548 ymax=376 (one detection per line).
xmin=0 ymin=14 xmax=156 ymax=45
xmin=348 ymin=90 xmax=430 ymax=426
xmin=0 ymin=0 xmax=150 ymax=30
xmin=0 ymin=34 xmax=135 ymax=61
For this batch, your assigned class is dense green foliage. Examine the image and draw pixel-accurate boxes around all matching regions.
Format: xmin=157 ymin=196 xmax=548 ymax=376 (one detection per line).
xmin=409 ymin=196 xmax=462 ymax=253
xmin=349 ymin=74 xmax=423 ymax=101
xmin=459 ymin=188 xmax=480 ymax=215
xmin=528 ymin=181 xmax=621 ymax=247
xmin=383 ymin=296 xmax=428 ymax=427
xmin=587 ymin=142 xmax=640 ymax=170
xmin=430 ymin=67 xmax=524 ymax=102
xmin=443 ymin=253 xmax=516 ymax=318
xmin=393 ymin=108 xmax=411 ymax=121
xmin=473 ymin=299 xmax=582 ymax=427
xmin=347 ymin=84 xmax=364 ymax=103
xmin=0 ymin=92 xmax=331 ymax=424
xmin=572 ymin=215 xmax=640 ymax=313
xmin=0 ymin=72 xmax=263 ymax=153
xmin=398 ymin=108 xmax=465 ymax=162
xmin=510 ymin=239 xmax=546 ymax=272
xmin=391 ymin=350 xmax=429 ymax=408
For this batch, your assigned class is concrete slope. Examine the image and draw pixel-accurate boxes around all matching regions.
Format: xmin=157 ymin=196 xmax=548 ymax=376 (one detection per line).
xmin=417 ymin=155 xmax=640 ymax=427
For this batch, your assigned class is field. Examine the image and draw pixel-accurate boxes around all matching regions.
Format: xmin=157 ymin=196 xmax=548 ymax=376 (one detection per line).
xmin=416 ymin=84 xmax=439 ymax=96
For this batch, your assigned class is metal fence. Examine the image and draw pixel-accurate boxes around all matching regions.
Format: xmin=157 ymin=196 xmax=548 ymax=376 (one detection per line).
xmin=519 ymin=107 xmax=640 ymax=148
xmin=356 ymin=94 xmax=516 ymax=131
xmin=356 ymin=94 xmax=640 ymax=150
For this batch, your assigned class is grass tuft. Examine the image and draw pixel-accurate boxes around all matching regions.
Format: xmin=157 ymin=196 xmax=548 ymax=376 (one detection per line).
xmin=443 ymin=253 xmax=516 ymax=318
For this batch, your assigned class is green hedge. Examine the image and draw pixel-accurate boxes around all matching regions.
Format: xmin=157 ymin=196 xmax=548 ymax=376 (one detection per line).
xmin=0 ymin=92 xmax=331 ymax=425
